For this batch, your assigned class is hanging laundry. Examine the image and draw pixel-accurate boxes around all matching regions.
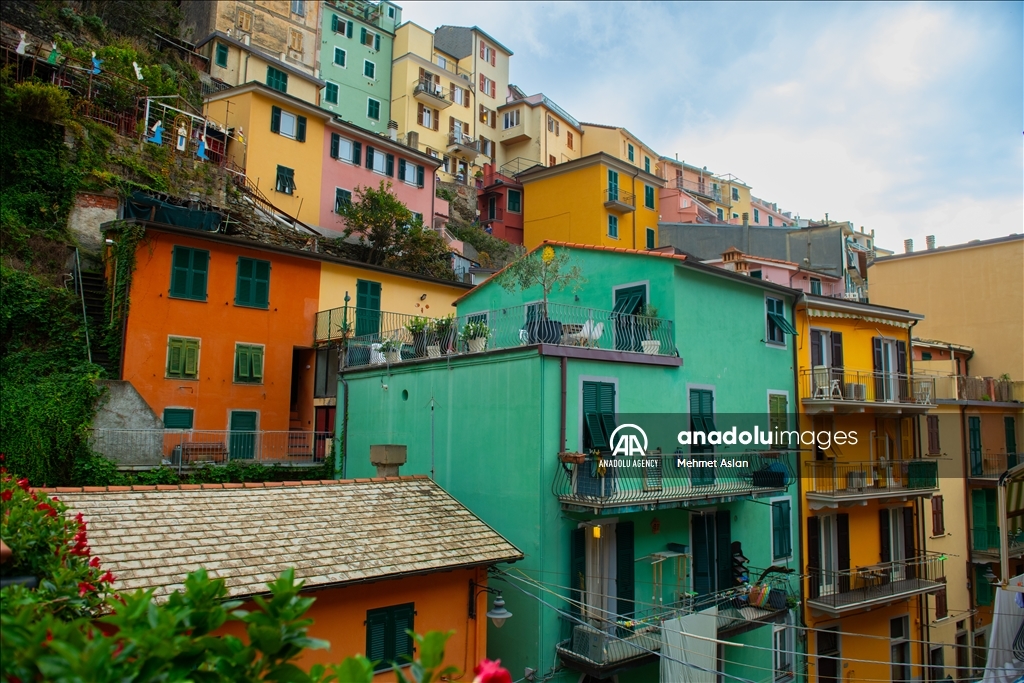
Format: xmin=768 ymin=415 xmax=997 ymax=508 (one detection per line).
xmin=147 ymin=120 xmax=163 ymax=146
xmin=47 ymin=42 xmax=59 ymax=64
xmin=91 ymin=52 xmax=102 ymax=74
xmin=15 ymin=32 xmax=27 ymax=55
xmin=196 ymin=137 xmax=208 ymax=160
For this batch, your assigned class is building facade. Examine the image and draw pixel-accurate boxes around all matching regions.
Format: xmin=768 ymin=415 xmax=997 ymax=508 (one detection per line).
xmin=476 ymin=163 xmax=524 ymax=244
xmin=497 ymin=88 xmax=583 ymax=171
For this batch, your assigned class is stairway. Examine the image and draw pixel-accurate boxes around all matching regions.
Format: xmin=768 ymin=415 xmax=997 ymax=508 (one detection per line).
xmin=79 ymin=271 xmax=117 ymax=376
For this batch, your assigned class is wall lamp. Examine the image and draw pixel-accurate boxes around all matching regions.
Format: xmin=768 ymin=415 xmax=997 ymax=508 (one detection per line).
xmin=468 ymin=580 xmax=512 ymax=628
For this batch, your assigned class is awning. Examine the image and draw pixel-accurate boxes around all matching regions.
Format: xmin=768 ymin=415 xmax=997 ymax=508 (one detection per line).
xmin=806 ymin=308 xmax=912 ymax=329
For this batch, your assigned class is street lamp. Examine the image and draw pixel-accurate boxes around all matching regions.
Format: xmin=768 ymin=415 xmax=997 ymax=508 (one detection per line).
xmin=469 ymin=581 xmax=513 ymax=629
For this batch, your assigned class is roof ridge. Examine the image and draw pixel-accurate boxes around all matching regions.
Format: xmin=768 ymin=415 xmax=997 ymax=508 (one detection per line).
xmin=36 ymin=474 xmax=431 ymax=494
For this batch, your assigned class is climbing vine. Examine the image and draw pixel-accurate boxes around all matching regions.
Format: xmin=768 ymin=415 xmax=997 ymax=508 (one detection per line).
xmin=100 ymin=220 xmax=145 ymax=368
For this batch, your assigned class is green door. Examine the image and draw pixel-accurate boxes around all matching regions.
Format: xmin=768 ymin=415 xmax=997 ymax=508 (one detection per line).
xmin=612 ymin=285 xmax=645 ymax=351
xmin=1007 ymin=417 xmax=1018 ymax=468
xmin=229 ymin=411 xmax=258 ymax=460
xmin=355 ymin=280 xmax=382 ymax=338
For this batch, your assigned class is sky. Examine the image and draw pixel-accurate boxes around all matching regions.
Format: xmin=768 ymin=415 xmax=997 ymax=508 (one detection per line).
xmin=399 ymin=1 xmax=1023 ymax=252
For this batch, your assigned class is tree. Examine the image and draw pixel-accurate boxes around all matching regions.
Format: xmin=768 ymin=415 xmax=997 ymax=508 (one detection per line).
xmin=498 ymin=246 xmax=586 ymax=318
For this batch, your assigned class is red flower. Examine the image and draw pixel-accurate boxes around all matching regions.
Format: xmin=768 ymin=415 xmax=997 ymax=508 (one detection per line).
xmin=473 ymin=659 xmax=512 ymax=683
xmin=1 ymin=490 xmax=10 ymax=502
xmin=77 ymin=582 xmax=96 ymax=597
xmin=35 ymin=503 xmax=57 ymax=517
xmin=99 ymin=571 xmax=115 ymax=584
xmin=75 ymin=512 xmax=84 ymax=524
xmin=112 ymin=641 xmax=124 ymax=658
xmin=17 ymin=478 xmax=30 ymax=491
xmin=89 ymin=557 xmax=101 ymax=568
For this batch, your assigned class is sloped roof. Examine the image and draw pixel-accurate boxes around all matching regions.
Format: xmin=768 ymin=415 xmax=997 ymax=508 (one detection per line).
xmin=48 ymin=477 xmax=522 ymax=599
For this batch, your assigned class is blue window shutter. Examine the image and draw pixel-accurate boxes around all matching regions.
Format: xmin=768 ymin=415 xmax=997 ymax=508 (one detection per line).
xmin=386 ymin=153 xmax=394 ymax=177
xmin=330 ymin=133 xmax=340 ymax=159
xmin=296 ymin=116 xmax=306 ymax=142
xmin=352 ymin=141 xmax=362 ymax=165
xmin=416 ymin=165 xmax=424 ymax=188
xmin=271 ymin=106 xmax=281 ymax=134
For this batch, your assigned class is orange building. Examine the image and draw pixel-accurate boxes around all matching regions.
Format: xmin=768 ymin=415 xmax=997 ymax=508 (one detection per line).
xmin=53 ymin=477 xmax=523 ymax=678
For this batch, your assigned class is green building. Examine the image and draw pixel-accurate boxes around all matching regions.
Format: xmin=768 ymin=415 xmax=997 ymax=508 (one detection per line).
xmin=330 ymin=243 xmax=805 ymax=682
xmin=319 ymin=0 xmax=400 ymax=133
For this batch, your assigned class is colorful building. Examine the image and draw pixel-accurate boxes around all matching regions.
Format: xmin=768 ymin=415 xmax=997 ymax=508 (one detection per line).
xmin=751 ymin=196 xmax=795 ymax=228
xmin=517 ymin=152 xmax=664 ymax=250
xmin=703 ymin=247 xmax=846 ymax=297
xmin=476 ymin=163 xmax=524 ymax=244
xmin=55 ymin=478 xmax=522 ymax=680
xmin=791 ymin=294 xmax=943 ymax=683
xmin=390 ymin=23 xmax=512 ymax=183
xmin=318 ymin=0 xmax=401 ymax=133
xmin=497 ymin=86 xmax=583 ymax=170
xmin=869 ymin=234 xmax=1024 ymax=380
xmin=336 ymin=242 xmax=803 ymax=682
xmin=581 ymin=123 xmax=660 ymax=176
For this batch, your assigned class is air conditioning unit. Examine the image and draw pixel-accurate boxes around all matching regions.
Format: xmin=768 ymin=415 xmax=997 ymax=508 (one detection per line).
xmin=842 ymin=292 xmax=860 ymax=301
xmin=845 ymin=383 xmax=867 ymax=401
xmin=847 ymin=471 xmax=867 ymax=490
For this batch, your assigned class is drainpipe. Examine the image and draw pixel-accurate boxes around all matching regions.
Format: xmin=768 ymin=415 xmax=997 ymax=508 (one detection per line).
xmin=630 ymin=165 xmax=640 ymax=250
xmin=339 ymin=374 xmax=349 ymax=478
xmin=560 ymin=356 xmax=567 ymax=453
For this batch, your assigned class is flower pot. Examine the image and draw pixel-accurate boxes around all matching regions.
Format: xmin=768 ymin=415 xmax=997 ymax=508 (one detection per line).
xmin=468 ymin=337 xmax=487 ymax=353
xmin=412 ymin=331 xmax=437 ymax=358
xmin=385 ymin=350 xmax=402 ymax=364
xmin=641 ymin=340 xmax=661 ymax=355
xmin=436 ymin=329 xmax=456 ymax=354
xmin=526 ymin=319 xmax=563 ymax=344
xmin=427 ymin=345 xmax=441 ymax=358
xmin=559 ymin=452 xmax=587 ymax=465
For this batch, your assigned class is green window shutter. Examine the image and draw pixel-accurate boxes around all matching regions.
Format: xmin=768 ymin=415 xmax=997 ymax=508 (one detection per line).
xmin=253 ymin=260 xmax=270 ymax=307
xmin=352 ymin=141 xmax=362 ymax=165
xmin=346 ymin=21 xmax=353 ymax=38
xmin=365 ymin=610 xmax=388 ymax=670
xmin=692 ymin=516 xmax=711 ymax=595
xmin=330 ymin=132 xmax=340 ymax=159
xmin=365 ymin=146 xmax=374 ymax=170
xmin=183 ymin=340 xmax=199 ymax=377
xmin=646 ymin=228 xmax=655 ymax=249
xmin=582 ymin=381 xmax=607 ymax=449
xmin=296 ymin=116 xmax=306 ymax=142
xmin=616 ymin=522 xmax=635 ymax=617
xmin=331 ymin=14 xmax=338 ymax=32
xmin=1006 ymin=417 xmax=1018 ymax=458
xmin=769 ymin=394 xmax=788 ymax=433
xmin=416 ymin=164 xmax=424 ymax=187
xmin=773 ymin=500 xmax=792 ymax=558
xmin=398 ymin=158 xmax=406 ymax=179
xmin=236 ymin=257 xmax=254 ymax=306
xmin=971 ymin=488 xmax=987 ymax=551
xmin=508 ymin=190 xmax=521 ymax=212
xmin=335 ymin=188 xmax=351 ymax=213
xmin=607 ymin=169 xmax=618 ymax=198
xmin=374 ymin=33 xmax=380 ymax=51
xmin=716 ymin=510 xmax=732 ymax=591
xmin=391 ymin=603 xmax=414 ymax=661
xmin=251 ymin=347 xmax=264 ymax=380
xmin=271 ymin=106 xmax=281 ymax=134
xmin=163 ymin=408 xmax=194 ymax=429
xmin=386 ymin=153 xmax=394 ymax=177
xmin=189 ymin=250 xmax=209 ymax=300
xmin=598 ymin=382 xmax=616 ymax=445
xmin=236 ymin=345 xmax=250 ymax=380
xmin=969 ymin=416 xmax=983 ymax=475
xmin=355 ymin=280 xmax=382 ymax=337
xmin=167 ymin=338 xmax=184 ymax=376
xmin=645 ymin=185 xmax=654 ymax=208
xmin=170 ymin=246 xmax=191 ymax=297
xmin=215 ymin=43 xmax=228 ymax=68
xmin=608 ymin=215 xmax=617 ymax=237
xmin=976 ymin=564 xmax=995 ymax=606
xmin=360 ymin=27 xmax=367 ymax=43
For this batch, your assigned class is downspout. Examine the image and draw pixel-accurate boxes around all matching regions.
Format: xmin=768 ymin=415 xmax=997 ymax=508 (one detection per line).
xmin=560 ymin=356 xmax=567 ymax=453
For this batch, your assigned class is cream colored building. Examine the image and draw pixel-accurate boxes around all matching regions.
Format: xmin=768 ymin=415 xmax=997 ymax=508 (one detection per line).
xmin=580 ymin=123 xmax=661 ymax=177
xmin=870 ymin=234 xmax=1024 ymax=379
xmin=496 ymin=86 xmax=582 ymax=172
xmin=390 ymin=23 xmax=512 ymax=183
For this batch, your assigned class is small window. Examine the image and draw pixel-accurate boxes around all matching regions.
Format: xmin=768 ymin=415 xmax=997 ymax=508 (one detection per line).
xmin=270 ymin=107 xmax=305 ymax=141
xmin=334 ymin=47 xmax=346 ymax=67
xmin=932 ymin=495 xmax=945 ymax=536
xmin=335 ymin=188 xmax=352 ymax=213
xmin=809 ymin=277 xmax=822 ymax=295
xmin=567 ymin=130 xmax=574 ymax=149
xmin=163 ymin=408 xmax=194 ymax=429
xmin=754 ymin=208 xmax=761 ymax=224
xmin=507 ymin=189 xmax=522 ymax=213
xmin=275 ymin=165 xmax=296 ymax=195
xmin=266 ymin=66 xmax=288 ymax=93
xmin=398 ymin=158 xmax=420 ymax=185
xmin=324 ymin=82 xmax=339 ymax=105
xmin=733 ymin=213 xmax=740 ymax=219
xmin=768 ymin=216 xmax=774 ymax=227
xmin=214 ymin=43 xmax=228 ymax=68
xmin=644 ymin=185 xmax=655 ymax=209
xmin=367 ymin=98 xmax=381 ymax=121
xmin=360 ymin=28 xmax=380 ymax=51
xmin=170 ymin=246 xmax=209 ymax=301
xmin=549 ymin=154 xmax=556 ymax=167
xmin=732 ymin=187 xmax=740 ymax=201
xmin=237 ymin=11 xmax=252 ymax=32
xmin=627 ymin=143 xmax=634 ymax=162
xmin=922 ymin=351 xmax=933 ymax=360
xmin=234 ymin=344 xmax=265 ymax=383
xmin=387 ymin=6 xmax=396 ymax=18
xmin=646 ymin=228 xmax=655 ymax=250
xmin=363 ymin=60 xmax=376 ymax=79
xmin=366 ymin=603 xmax=415 ymax=672
xmin=366 ymin=147 xmax=387 ymax=174
xmin=644 ymin=156 xmax=650 ymax=173
xmin=411 ymin=211 xmax=423 ymax=225
xmin=716 ymin=207 xmax=724 ymax=220
xmin=290 ymin=0 xmax=305 ymax=16
xmin=608 ymin=215 xmax=618 ymax=238
xmin=772 ymin=499 xmax=792 ymax=560
xmin=289 ymin=29 xmax=303 ymax=52
xmin=766 ymin=297 xmax=795 ymax=345
xmin=235 ymin=257 xmax=270 ymax=309
xmin=166 ymin=337 xmax=200 ymax=379
xmin=503 ymin=109 xmax=520 ymax=129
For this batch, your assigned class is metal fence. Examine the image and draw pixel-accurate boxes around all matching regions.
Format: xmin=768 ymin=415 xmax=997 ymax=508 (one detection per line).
xmin=970 ymin=452 xmax=1020 ymax=479
xmin=805 ymin=459 xmax=938 ymax=496
xmin=606 ymin=188 xmax=636 ymax=207
xmin=799 ymin=368 xmax=936 ymax=405
xmin=971 ymin=526 xmax=1024 ymax=555
xmin=317 ymin=303 xmax=679 ymax=366
xmin=89 ymin=429 xmax=330 ymax=470
xmin=553 ymin=450 xmax=793 ymax=511
xmin=806 ymin=553 xmax=946 ymax=609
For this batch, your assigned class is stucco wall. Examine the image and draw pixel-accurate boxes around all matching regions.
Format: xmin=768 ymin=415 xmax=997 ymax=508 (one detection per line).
xmin=90 ymin=380 xmax=164 ymax=466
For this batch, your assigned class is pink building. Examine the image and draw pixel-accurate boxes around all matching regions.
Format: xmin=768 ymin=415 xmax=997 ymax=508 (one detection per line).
xmin=704 ymin=247 xmax=846 ymax=296
xmin=319 ymin=120 xmax=442 ymax=237
xmin=750 ymin=196 xmax=794 ymax=228
xmin=477 ymin=163 xmax=524 ymax=244
xmin=658 ymin=186 xmax=723 ymax=223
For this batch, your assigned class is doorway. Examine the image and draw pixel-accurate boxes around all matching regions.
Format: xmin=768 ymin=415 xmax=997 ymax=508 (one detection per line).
xmin=612 ymin=285 xmax=646 ymax=352
xmin=229 ymin=411 xmax=258 ymax=460
xmin=891 ymin=616 xmax=910 ymax=683
xmin=817 ymin=628 xmax=840 ymax=683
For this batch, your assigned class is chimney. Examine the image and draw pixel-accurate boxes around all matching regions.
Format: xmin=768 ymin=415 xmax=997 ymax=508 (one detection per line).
xmin=406 ymin=130 xmax=419 ymax=150
xmin=926 ymin=235 xmax=936 ymax=250
xmin=387 ymin=119 xmax=398 ymax=141
xmin=742 ymin=212 xmax=749 ymax=226
xmin=904 ymin=239 xmax=914 ymax=254
xmin=370 ymin=444 xmax=407 ymax=477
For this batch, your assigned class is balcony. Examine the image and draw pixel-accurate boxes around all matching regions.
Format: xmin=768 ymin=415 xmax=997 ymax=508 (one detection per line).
xmin=499 ymin=121 xmax=531 ymax=145
xmin=799 ymin=368 xmax=936 ymax=415
xmin=88 ymin=429 xmax=330 ymax=470
xmin=931 ymin=374 xmax=1024 ymax=402
xmin=315 ymin=303 xmax=679 ymax=368
xmin=969 ymin=452 xmax=1021 ymax=479
xmin=672 ymin=177 xmax=725 ymax=204
xmin=805 ymin=459 xmax=938 ymax=509
xmin=481 ymin=207 xmax=504 ymax=224
xmin=806 ymin=553 xmax=946 ymax=616
xmin=447 ymin=132 xmax=479 ymax=160
xmin=970 ymin=526 xmax=1024 ymax=562
xmin=325 ymin=0 xmax=381 ymax=25
xmin=554 ymin=451 xmax=794 ymax=514
xmin=604 ymin=188 xmax=636 ymax=213
xmin=413 ymin=79 xmax=452 ymax=109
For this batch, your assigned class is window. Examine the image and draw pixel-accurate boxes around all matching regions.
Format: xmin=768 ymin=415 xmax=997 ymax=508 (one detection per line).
xmin=435 ymin=55 xmax=447 ymax=69
xmin=235 ymin=257 xmax=270 ymax=308
xmin=507 ymin=189 xmax=522 ymax=213
xmin=290 ymin=0 xmax=305 ymax=16
xmin=607 ymin=169 xmax=619 ymax=200
xmin=237 ymin=11 xmax=252 ymax=32
xmin=363 ymin=60 xmax=376 ymax=79
xmin=479 ymin=75 xmax=495 ymax=98
xmin=480 ymin=136 xmax=493 ymax=157
xmin=411 ymin=211 xmax=423 ymax=224
xmin=397 ymin=159 xmax=424 ymax=187
xmin=732 ymin=187 xmax=740 ymax=201
xmin=335 ymin=188 xmax=351 ymax=213
xmin=163 ymin=408 xmax=194 ymax=429
xmin=417 ymin=103 xmax=436 ymax=130
xmin=289 ymin=29 xmax=303 ymax=52
xmin=733 ymin=213 xmax=740 ymax=219
xmin=214 ymin=43 xmax=228 ymax=68
xmin=324 ymin=82 xmax=338 ymax=104
xmin=768 ymin=216 xmax=774 ymax=227
xmin=644 ymin=185 xmax=655 ymax=209
xmin=364 ymin=146 xmax=389 ymax=174
xmin=750 ymin=269 xmax=762 ymax=279
xmin=333 ymin=47 xmax=346 ymax=67
xmin=367 ymin=98 xmax=380 ymax=120
xmin=717 ymin=207 xmax=724 ymax=220
xmin=810 ymin=277 xmax=822 ymax=295
xmin=547 ymin=116 xmax=559 ymax=135
xmin=266 ymin=66 xmax=288 ymax=93
xmin=479 ymin=105 xmax=496 ymax=128
xmin=644 ymin=156 xmax=650 ymax=173
xmin=689 ymin=389 xmax=715 ymax=457
xmin=627 ymin=143 xmax=634 ymax=162
xmin=503 ymin=109 xmax=520 ymax=129
xmin=170 ymin=246 xmax=209 ymax=301
xmin=234 ymin=344 xmax=264 ymax=383
xmin=607 ymin=215 xmax=618 ymax=238
xmin=275 ymin=165 xmax=295 ymax=194
xmin=766 ymin=297 xmax=795 ymax=345
xmin=772 ymin=499 xmax=792 ymax=560
xmin=932 ymin=495 xmax=945 ymax=536
xmin=331 ymin=15 xmax=353 ymax=37
xmin=387 ymin=6 xmax=396 ymax=18
xmin=646 ymin=228 xmax=655 ymax=250
xmin=330 ymin=133 xmax=361 ymax=165
xmin=480 ymin=41 xmax=495 ymax=65
xmin=754 ymin=208 xmax=761 ymax=224
xmin=549 ymin=154 xmax=557 ymax=167
xmin=360 ymin=28 xmax=380 ymax=51
xmin=166 ymin=337 xmax=200 ymax=378
xmin=922 ymin=351 xmax=933 ymax=360
xmin=270 ymin=106 xmax=306 ymax=142
xmin=567 ymin=130 xmax=574 ymax=149
xmin=934 ymin=583 xmax=948 ymax=620
xmin=355 ymin=280 xmax=382 ymax=337
xmin=582 ymin=381 xmax=616 ymax=451
xmin=773 ymin=621 xmax=794 ymax=681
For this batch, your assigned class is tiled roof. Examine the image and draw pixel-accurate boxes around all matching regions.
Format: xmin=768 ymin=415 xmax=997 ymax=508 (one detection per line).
xmin=47 ymin=477 xmax=522 ymax=600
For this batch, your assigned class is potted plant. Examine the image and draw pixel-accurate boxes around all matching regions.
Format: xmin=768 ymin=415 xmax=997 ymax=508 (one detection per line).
xmin=638 ymin=303 xmax=662 ymax=354
xmin=462 ymin=320 xmax=490 ymax=353
xmin=498 ymin=246 xmax=586 ymax=344
xmin=434 ymin=314 xmax=456 ymax=354
xmin=405 ymin=316 xmax=436 ymax=358
xmin=380 ymin=338 xmax=403 ymax=364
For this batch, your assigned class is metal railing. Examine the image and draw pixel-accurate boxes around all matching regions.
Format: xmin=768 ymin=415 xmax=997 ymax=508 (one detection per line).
xmin=413 ymin=78 xmax=450 ymax=103
xmin=807 ymin=553 xmax=946 ymax=609
xmin=605 ymin=188 xmax=636 ymax=207
xmin=447 ymin=132 xmax=479 ymax=151
xmin=317 ymin=303 xmax=679 ymax=365
xmin=89 ymin=429 xmax=330 ymax=469
xmin=799 ymin=368 xmax=936 ymax=405
xmin=554 ymin=451 xmax=793 ymax=511
xmin=325 ymin=0 xmax=382 ymax=24
xmin=499 ymin=157 xmax=543 ymax=178
xmin=805 ymin=459 xmax=938 ymax=496
xmin=671 ymin=177 xmax=724 ymax=203
xmin=970 ymin=452 xmax=1020 ymax=478
xmin=971 ymin=526 xmax=1024 ymax=555
xmin=483 ymin=207 xmax=504 ymax=223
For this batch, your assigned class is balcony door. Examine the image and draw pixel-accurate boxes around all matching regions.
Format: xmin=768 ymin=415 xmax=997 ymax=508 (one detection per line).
xmin=691 ymin=511 xmax=730 ymax=597
xmin=873 ymin=337 xmax=908 ymax=402
xmin=817 ymin=628 xmax=840 ymax=683
xmin=612 ymin=285 xmax=645 ymax=352
xmin=569 ymin=522 xmax=634 ymax=629
xmin=807 ymin=513 xmax=849 ymax=598
xmin=881 ymin=507 xmax=915 ymax=582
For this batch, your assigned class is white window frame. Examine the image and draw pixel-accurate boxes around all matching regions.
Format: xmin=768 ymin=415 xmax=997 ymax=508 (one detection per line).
xmin=324 ymin=81 xmax=339 ymax=105
xmin=290 ymin=0 xmax=305 ymax=17
xmin=333 ymin=47 xmax=346 ymax=68
xmin=452 ymin=85 xmax=464 ymax=105
xmin=334 ymin=135 xmax=354 ymax=164
xmin=362 ymin=29 xmax=377 ymax=48
xmin=370 ymin=150 xmax=386 ymax=175
xmin=773 ymin=618 xmax=795 ymax=682
xmin=363 ymin=59 xmax=376 ymax=80
xmin=503 ymin=109 xmax=520 ymax=129
xmin=400 ymin=160 xmax=418 ymax=185
xmin=765 ymin=295 xmax=788 ymax=349
xmin=769 ymin=494 xmax=793 ymax=562
xmin=278 ymin=110 xmax=297 ymax=139
xmin=422 ymin=106 xmax=433 ymax=129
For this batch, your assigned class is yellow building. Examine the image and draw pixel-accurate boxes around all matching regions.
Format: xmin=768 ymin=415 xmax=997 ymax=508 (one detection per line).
xmin=517 ymin=152 xmax=664 ymax=250
xmin=580 ymin=123 xmax=660 ymax=176
xmin=718 ymin=174 xmax=753 ymax=223
xmin=496 ymin=86 xmax=583 ymax=170
xmin=869 ymin=234 xmax=1024 ymax=380
xmin=793 ymin=294 xmax=944 ymax=683
xmin=390 ymin=23 xmax=512 ymax=183
xmin=205 ymin=82 xmax=325 ymax=226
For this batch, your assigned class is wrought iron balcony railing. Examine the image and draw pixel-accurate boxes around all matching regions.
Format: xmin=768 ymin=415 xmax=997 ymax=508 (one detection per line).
xmin=413 ymin=79 xmax=451 ymax=107
xmin=554 ymin=451 xmax=793 ymax=513
xmin=671 ymin=177 xmax=725 ymax=203
xmin=807 ymin=553 xmax=946 ymax=614
xmin=604 ymin=188 xmax=636 ymax=211
xmin=805 ymin=459 xmax=938 ymax=502
xmin=971 ymin=526 xmax=1024 ymax=556
xmin=970 ymin=452 xmax=1021 ymax=479
xmin=799 ymin=368 xmax=936 ymax=407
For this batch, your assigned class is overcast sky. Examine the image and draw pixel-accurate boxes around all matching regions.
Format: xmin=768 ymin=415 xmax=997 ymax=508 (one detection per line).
xmin=400 ymin=1 xmax=1022 ymax=252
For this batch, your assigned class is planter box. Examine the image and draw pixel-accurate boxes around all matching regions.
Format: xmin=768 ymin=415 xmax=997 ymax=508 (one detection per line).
xmin=385 ymin=350 xmax=402 ymax=364
xmin=468 ymin=337 xmax=487 ymax=353
xmin=559 ymin=452 xmax=587 ymax=465
xmin=525 ymin=319 xmax=563 ymax=344
xmin=641 ymin=340 xmax=661 ymax=355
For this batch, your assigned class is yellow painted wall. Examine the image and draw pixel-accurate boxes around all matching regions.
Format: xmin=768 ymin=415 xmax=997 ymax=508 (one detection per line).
xmin=869 ymin=238 xmax=1024 ymax=380
xmin=580 ymin=125 xmax=659 ymax=174
xmin=318 ymin=262 xmax=468 ymax=315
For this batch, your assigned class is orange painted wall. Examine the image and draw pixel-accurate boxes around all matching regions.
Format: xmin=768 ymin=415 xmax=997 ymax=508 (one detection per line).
xmin=121 ymin=229 xmax=321 ymax=431
xmin=217 ymin=567 xmax=489 ymax=680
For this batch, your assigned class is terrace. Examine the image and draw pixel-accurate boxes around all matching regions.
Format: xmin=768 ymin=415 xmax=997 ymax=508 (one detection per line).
xmin=804 ymin=459 xmax=939 ymax=509
xmin=806 ymin=553 xmax=946 ymax=616
xmin=799 ymin=368 xmax=936 ymax=415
